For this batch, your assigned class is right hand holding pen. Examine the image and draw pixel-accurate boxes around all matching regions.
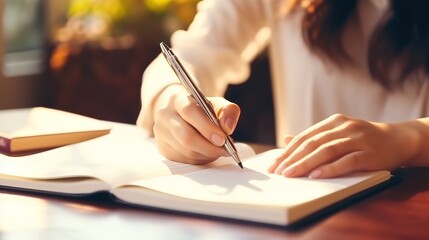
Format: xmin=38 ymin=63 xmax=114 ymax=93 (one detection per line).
xmin=152 ymin=85 xmax=241 ymax=164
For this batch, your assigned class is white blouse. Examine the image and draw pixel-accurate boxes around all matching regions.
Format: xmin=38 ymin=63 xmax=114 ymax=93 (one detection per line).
xmin=137 ymin=0 xmax=429 ymax=146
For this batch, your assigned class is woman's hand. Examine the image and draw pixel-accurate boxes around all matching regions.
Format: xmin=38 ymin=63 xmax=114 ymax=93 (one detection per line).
xmin=152 ymin=84 xmax=240 ymax=164
xmin=268 ymin=114 xmax=420 ymax=178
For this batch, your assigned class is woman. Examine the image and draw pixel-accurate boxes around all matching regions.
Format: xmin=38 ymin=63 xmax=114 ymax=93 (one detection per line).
xmin=137 ymin=0 xmax=429 ymax=178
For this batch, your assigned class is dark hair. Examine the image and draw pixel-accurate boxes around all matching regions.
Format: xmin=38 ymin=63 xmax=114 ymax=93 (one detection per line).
xmin=301 ymin=0 xmax=429 ymax=89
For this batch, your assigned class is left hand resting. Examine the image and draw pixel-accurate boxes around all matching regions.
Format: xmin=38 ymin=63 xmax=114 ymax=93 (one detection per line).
xmin=268 ymin=114 xmax=418 ymax=178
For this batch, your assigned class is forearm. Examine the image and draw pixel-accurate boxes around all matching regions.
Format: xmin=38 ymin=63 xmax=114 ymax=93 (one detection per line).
xmin=136 ymin=55 xmax=179 ymax=134
xmin=405 ymin=118 xmax=429 ymax=167
xmin=137 ymin=0 xmax=268 ymax=132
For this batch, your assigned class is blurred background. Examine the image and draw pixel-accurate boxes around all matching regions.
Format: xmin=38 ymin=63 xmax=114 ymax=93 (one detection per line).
xmin=0 ymin=0 xmax=275 ymax=145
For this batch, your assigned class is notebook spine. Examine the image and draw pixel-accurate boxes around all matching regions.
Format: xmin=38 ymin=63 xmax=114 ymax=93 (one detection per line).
xmin=0 ymin=136 xmax=11 ymax=152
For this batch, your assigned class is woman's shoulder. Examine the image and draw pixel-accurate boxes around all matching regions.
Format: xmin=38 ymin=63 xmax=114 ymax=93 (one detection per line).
xmin=198 ymin=0 xmax=284 ymax=18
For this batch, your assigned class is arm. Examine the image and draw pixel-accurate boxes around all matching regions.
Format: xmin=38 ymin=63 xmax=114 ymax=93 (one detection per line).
xmin=137 ymin=0 xmax=271 ymax=163
xmin=137 ymin=0 xmax=270 ymax=134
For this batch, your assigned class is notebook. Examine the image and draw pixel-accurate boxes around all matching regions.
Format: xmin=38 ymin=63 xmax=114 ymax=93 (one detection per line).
xmin=0 ymin=107 xmax=111 ymax=154
xmin=0 ymin=109 xmax=394 ymax=226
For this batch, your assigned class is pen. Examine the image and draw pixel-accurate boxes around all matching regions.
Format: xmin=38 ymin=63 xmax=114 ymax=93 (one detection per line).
xmin=160 ymin=42 xmax=243 ymax=169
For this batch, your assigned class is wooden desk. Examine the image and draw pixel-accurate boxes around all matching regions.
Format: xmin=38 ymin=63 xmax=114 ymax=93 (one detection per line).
xmin=0 ymin=144 xmax=428 ymax=239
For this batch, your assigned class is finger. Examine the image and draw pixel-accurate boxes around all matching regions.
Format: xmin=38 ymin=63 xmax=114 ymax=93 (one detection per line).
xmin=176 ymin=95 xmax=228 ymax=147
xmin=280 ymin=137 xmax=357 ymax=177
xmin=280 ymin=114 xmax=351 ymax=163
xmin=168 ymin=113 xmax=226 ymax=159
xmin=308 ymin=151 xmax=368 ymax=178
xmin=273 ymin=115 xmax=361 ymax=175
xmin=274 ymin=116 xmax=341 ymax=169
xmin=267 ymin=135 xmax=294 ymax=173
xmin=283 ymin=135 xmax=294 ymax=146
xmin=272 ymin=128 xmax=344 ymax=175
xmin=209 ymin=97 xmax=241 ymax=135
xmin=156 ymin=104 xmax=225 ymax=161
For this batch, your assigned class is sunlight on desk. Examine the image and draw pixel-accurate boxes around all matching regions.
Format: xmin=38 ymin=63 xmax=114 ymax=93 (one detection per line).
xmin=0 ymin=194 xmax=47 ymax=231
xmin=0 ymin=191 xmax=289 ymax=240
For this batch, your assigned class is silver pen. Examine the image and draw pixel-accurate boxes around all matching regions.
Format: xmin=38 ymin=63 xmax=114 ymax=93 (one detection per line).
xmin=160 ymin=42 xmax=243 ymax=169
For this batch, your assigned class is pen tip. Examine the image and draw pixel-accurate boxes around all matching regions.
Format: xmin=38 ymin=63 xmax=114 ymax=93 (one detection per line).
xmin=238 ymin=162 xmax=243 ymax=169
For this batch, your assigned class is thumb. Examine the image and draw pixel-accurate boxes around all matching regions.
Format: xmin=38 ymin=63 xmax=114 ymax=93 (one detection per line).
xmin=208 ymin=97 xmax=240 ymax=135
xmin=283 ymin=135 xmax=294 ymax=146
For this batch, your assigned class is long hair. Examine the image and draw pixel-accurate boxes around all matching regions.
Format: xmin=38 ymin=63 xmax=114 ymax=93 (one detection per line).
xmin=289 ymin=0 xmax=429 ymax=89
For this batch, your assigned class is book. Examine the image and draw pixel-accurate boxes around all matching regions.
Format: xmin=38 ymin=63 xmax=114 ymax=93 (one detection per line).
xmin=0 ymin=111 xmax=394 ymax=226
xmin=0 ymin=107 xmax=112 ymax=154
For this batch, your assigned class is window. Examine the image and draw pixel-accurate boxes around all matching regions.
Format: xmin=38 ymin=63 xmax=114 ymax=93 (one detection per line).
xmin=3 ymin=0 xmax=44 ymax=77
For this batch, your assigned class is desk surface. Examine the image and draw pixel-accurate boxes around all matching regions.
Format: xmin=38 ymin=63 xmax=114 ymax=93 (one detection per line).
xmin=0 ymin=144 xmax=428 ymax=239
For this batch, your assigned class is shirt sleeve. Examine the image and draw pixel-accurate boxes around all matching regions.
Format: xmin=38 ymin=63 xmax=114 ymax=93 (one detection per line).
xmin=137 ymin=0 xmax=272 ymax=134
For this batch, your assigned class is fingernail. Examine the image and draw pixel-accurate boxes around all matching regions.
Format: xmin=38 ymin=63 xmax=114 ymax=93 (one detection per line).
xmin=274 ymin=166 xmax=283 ymax=175
xmin=268 ymin=159 xmax=281 ymax=172
xmin=211 ymin=134 xmax=225 ymax=146
xmin=282 ymin=167 xmax=295 ymax=177
xmin=267 ymin=163 xmax=276 ymax=172
xmin=309 ymin=169 xmax=322 ymax=179
xmin=225 ymin=118 xmax=235 ymax=133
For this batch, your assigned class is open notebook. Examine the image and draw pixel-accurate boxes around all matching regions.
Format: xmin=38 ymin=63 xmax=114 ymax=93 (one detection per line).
xmin=0 ymin=113 xmax=394 ymax=226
